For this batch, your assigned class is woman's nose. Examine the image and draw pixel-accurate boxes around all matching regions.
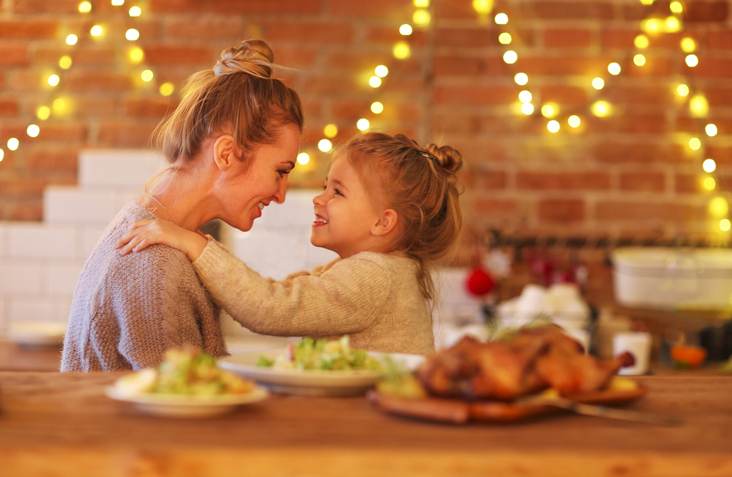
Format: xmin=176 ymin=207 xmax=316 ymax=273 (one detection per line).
xmin=274 ymin=176 xmax=288 ymax=204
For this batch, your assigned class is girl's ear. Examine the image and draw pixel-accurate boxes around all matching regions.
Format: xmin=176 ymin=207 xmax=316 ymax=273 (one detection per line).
xmin=212 ymin=134 xmax=240 ymax=171
xmin=371 ymin=209 xmax=399 ymax=237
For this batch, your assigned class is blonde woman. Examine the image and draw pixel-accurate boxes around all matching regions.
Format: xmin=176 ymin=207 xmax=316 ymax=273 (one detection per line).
xmin=61 ymin=40 xmax=303 ymax=371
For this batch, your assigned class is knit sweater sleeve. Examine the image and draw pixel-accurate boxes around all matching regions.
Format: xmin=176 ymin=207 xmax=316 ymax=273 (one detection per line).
xmin=192 ymin=240 xmax=391 ymax=337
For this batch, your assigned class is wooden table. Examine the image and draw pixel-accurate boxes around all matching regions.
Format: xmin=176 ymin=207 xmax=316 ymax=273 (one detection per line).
xmin=0 ymin=340 xmax=60 ymax=371
xmin=1 ymin=372 xmax=731 ymax=477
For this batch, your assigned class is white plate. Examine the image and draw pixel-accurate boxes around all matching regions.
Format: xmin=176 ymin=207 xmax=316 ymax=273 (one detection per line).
xmin=219 ymin=351 xmax=424 ymax=397
xmin=105 ymin=386 xmax=269 ymax=418
xmin=6 ymin=321 xmax=66 ymax=347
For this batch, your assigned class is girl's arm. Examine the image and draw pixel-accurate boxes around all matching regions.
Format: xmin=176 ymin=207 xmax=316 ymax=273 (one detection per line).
xmin=192 ymin=240 xmax=392 ymax=337
xmin=116 ymin=218 xmax=208 ymax=261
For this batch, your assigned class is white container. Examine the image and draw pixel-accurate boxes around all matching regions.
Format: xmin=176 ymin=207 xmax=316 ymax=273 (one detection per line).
xmin=613 ymin=331 xmax=651 ymax=375
xmin=613 ymin=248 xmax=732 ymax=310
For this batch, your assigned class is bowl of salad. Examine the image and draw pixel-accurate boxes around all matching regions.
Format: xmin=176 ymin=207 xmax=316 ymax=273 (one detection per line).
xmin=106 ymin=346 xmax=268 ymax=417
xmin=219 ymin=337 xmax=424 ymax=396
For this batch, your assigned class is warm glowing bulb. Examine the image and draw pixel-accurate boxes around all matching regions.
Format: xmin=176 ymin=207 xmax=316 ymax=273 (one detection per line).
xmin=502 ymin=50 xmax=518 ymax=64
xmin=591 ymin=77 xmax=605 ymax=90
xmin=547 ymin=120 xmax=560 ymax=134
xmin=128 ymin=46 xmax=144 ymax=64
xmin=634 ymin=34 xmax=650 ymax=49
xmin=129 ymin=5 xmax=142 ymax=17
xmin=52 ymin=97 xmax=71 ymax=116
xmin=705 ymin=123 xmax=718 ymax=137
xmin=665 ymin=16 xmax=682 ymax=33
xmin=518 ymin=90 xmax=532 ymax=103
xmin=399 ymin=24 xmax=413 ymax=36
xmin=0 ymin=149 xmax=4 ymax=162
xmin=7 ymin=137 xmax=20 ymax=151
xmin=125 ymin=28 xmax=140 ymax=41
xmin=520 ymin=103 xmax=535 ymax=115
xmin=690 ymin=95 xmax=709 ymax=118
xmin=65 ymin=34 xmax=79 ymax=46
xmin=90 ymin=24 xmax=105 ymax=38
xmin=591 ymin=100 xmax=612 ymax=118
xmin=413 ymin=0 xmax=429 ymax=7
xmin=26 ymin=124 xmax=40 ymax=138
xmin=36 ymin=105 xmax=51 ymax=120
xmin=541 ymin=102 xmax=559 ymax=119
xmin=670 ymin=1 xmax=684 ymax=13
xmin=356 ymin=118 xmax=370 ymax=132
xmin=688 ymin=137 xmax=702 ymax=151
xmin=498 ymin=32 xmax=512 ymax=45
xmin=703 ymin=176 xmax=717 ymax=192
xmin=58 ymin=55 xmax=72 ymax=70
xmin=413 ymin=9 xmax=431 ymax=27
xmin=159 ymin=82 xmax=175 ymax=96
xmin=296 ymin=152 xmax=311 ymax=166
xmin=709 ymin=197 xmax=729 ymax=217
xmin=374 ymin=65 xmax=389 ymax=78
xmin=140 ymin=69 xmax=154 ymax=82
xmin=368 ymin=76 xmax=382 ymax=88
xmin=323 ymin=124 xmax=338 ymax=138
xmin=642 ymin=18 xmax=663 ymax=35
xmin=685 ymin=54 xmax=699 ymax=68
xmin=607 ymin=62 xmax=622 ymax=76
xmin=680 ymin=36 xmax=696 ymax=53
xmin=318 ymin=139 xmax=333 ymax=153
xmin=720 ymin=219 xmax=731 ymax=232
xmin=633 ymin=54 xmax=647 ymax=67
xmin=675 ymin=83 xmax=690 ymax=98
xmin=111 ymin=0 xmax=125 ymax=5
xmin=370 ymin=101 xmax=384 ymax=114
xmin=472 ymin=0 xmax=494 ymax=15
xmin=703 ymin=158 xmax=717 ymax=173
xmin=494 ymin=12 xmax=508 ymax=25
xmin=393 ymin=41 xmax=411 ymax=60
xmin=514 ymin=72 xmax=528 ymax=85
xmin=78 ymin=1 xmax=92 ymax=13
xmin=47 ymin=74 xmax=60 ymax=87
xmin=640 ymin=0 xmax=655 ymax=5
xmin=568 ymin=115 xmax=582 ymax=128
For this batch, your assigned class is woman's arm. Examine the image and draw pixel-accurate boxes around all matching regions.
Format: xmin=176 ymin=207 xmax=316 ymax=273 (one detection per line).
xmin=193 ymin=240 xmax=392 ymax=337
xmin=116 ymin=218 xmax=208 ymax=261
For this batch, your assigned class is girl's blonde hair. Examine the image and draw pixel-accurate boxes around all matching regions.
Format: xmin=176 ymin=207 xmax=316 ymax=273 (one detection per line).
xmin=344 ymin=133 xmax=463 ymax=302
xmin=153 ymin=39 xmax=303 ymax=163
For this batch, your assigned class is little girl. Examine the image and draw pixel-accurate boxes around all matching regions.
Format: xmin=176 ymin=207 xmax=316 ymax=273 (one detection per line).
xmin=117 ymin=132 xmax=463 ymax=355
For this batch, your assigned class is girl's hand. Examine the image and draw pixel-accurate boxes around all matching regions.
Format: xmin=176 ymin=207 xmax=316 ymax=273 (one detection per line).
xmin=116 ymin=218 xmax=207 ymax=261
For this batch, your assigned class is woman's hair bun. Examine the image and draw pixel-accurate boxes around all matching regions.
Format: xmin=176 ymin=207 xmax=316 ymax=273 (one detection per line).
xmin=426 ymin=143 xmax=463 ymax=176
xmin=214 ymin=39 xmax=274 ymax=79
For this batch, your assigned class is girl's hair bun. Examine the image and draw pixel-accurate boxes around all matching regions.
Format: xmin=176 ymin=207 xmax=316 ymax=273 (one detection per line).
xmin=425 ymin=143 xmax=463 ymax=176
xmin=214 ymin=39 xmax=274 ymax=79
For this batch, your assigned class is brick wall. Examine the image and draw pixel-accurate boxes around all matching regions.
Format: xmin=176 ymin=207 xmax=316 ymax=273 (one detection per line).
xmin=1 ymin=0 xmax=731 ymax=243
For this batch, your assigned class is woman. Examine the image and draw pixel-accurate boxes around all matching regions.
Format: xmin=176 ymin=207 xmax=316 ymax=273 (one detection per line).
xmin=61 ymin=39 xmax=303 ymax=371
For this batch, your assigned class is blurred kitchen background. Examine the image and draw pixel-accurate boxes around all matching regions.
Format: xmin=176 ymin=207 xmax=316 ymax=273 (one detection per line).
xmin=1 ymin=0 xmax=732 ymax=370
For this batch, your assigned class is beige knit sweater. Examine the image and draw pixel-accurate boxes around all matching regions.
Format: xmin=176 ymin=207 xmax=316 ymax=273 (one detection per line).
xmin=193 ymin=239 xmax=435 ymax=355
xmin=61 ymin=203 xmax=226 ymax=372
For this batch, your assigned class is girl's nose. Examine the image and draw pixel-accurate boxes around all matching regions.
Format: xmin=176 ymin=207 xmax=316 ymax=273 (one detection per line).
xmin=313 ymin=191 xmax=326 ymax=206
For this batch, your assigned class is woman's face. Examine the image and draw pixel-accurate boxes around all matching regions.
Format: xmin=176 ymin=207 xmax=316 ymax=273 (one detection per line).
xmin=213 ymin=123 xmax=300 ymax=231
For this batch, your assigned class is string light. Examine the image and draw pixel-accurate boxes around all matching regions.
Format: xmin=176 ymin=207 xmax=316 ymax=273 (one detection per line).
xmin=675 ymin=83 xmax=690 ymax=98
xmin=670 ymin=1 xmax=684 ymax=14
xmin=591 ymin=77 xmax=605 ymax=90
xmin=65 ymin=34 xmax=79 ymax=46
xmin=502 ymin=50 xmax=518 ymax=64
xmin=633 ymin=53 xmax=647 ymax=67
xmin=125 ymin=28 xmax=140 ymax=41
xmin=413 ymin=0 xmax=429 ymax=6
xmin=634 ymin=34 xmax=650 ymax=49
xmin=368 ymin=75 xmax=382 ymax=88
xmin=413 ymin=9 xmax=431 ymax=27
xmin=472 ymin=0 xmax=494 ymax=15
xmin=47 ymin=74 xmax=60 ymax=87
xmin=58 ymin=55 xmax=73 ymax=70
xmin=721 ymin=219 xmax=731 ymax=232
xmin=665 ymin=16 xmax=682 ymax=33
xmin=520 ymin=103 xmax=535 ymax=115
xmin=709 ymin=197 xmax=729 ymax=217
xmin=689 ymin=95 xmax=709 ymax=117
xmin=703 ymin=159 xmax=717 ymax=173
xmin=518 ymin=90 xmax=532 ymax=103
xmin=90 ymin=24 xmax=106 ymax=39
xmin=399 ymin=24 xmax=413 ymax=36
xmin=393 ymin=41 xmax=411 ymax=60
xmin=685 ymin=54 xmax=699 ymax=68
xmin=111 ymin=0 xmax=126 ymax=5
xmin=0 ymin=149 xmax=4 ymax=162
xmin=705 ymin=123 xmax=718 ymax=137
xmin=323 ymin=124 xmax=338 ymax=138
xmin=374 ymin=65 xmax=389 ymax=78
xmin=591 ymin=100 xmax=612 ymax=118
xmin=688 ymin=137 xmax=702 ymax=151
xmin=680 ymin=37 xmax=696 ymax=53
xmin=370 ymin=101 xmax=384 ymax=114
xmin=318 ymin=139 xmax=333 ymax=153
xmin=7 ymin=138 xmax=20 ymax=151
xmin=78 ymin=1 xmax=92 ymax=13
xmin=640 ymin=0 xmax=655 ymax=5
xmin=498 ymin=32 xmax=512 ymax=45
xmin=159 ymin=82 xmax=175 ymax=96
xmin=356 ymin=118 xmax=370 ymax=132
xmin=641 ymin=18 xmax=663 ymax=35
xmin=494 ymin=12 xmax=508 ymax=25
xmin=607 ymin=62 xmax=622 ymax=76
xmin=703 ymin=176 xmax=717 ymax=192
xmin=140 ymin=69 xmax=154 ymax=82
xmin=568 ymin=115 xmax=582 ymax=128
xmin=546 ymin=120 xmax=560 ymax=133
xmin=36 ymin=106 xmax=51 ymax=121
xmin=296 ymin=152 xmax=311 ymax=166
xmin=26 ymin=124 xmax=40 ymax=138
xmin=52 ymin=97 xmax=72 ymax=116
xmin=128 ymin=46 xmax=145 ymax=64
xmin=514 ymin=72 xmax=528 ymax=86
xmin=129 ymin=5 xmax=142 ymax=17
xmin=540 ymin=102 xmax=559 ymax=119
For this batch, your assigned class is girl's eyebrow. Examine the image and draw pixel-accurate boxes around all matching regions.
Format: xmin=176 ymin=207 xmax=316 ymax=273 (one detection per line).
xmin=332 ymin=178 xmax=348 ymax=191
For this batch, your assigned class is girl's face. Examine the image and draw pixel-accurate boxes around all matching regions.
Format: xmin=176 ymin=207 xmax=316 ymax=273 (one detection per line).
xmin=214 ymin=123 xmax=300 ymax=231
xmin=311 ymin=157 xmax=384 ymax=258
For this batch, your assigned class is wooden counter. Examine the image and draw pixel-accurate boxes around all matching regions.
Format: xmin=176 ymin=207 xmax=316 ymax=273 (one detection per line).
xmin=1 ymin=372 xmax=731 ymax=477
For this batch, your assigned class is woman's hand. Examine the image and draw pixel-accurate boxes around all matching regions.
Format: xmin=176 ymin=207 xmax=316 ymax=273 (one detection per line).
xmin=116 ymin=218 xmax=208 ymax=261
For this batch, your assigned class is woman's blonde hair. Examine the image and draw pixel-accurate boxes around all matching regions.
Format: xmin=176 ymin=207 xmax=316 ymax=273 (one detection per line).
xmin=153 ymin=39 xmax=303 ymax=163
xmin=344 ymin=132 xmax=463 ymax=302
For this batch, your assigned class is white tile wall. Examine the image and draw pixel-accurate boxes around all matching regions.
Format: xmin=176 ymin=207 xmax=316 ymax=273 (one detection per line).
xmin=6 ymin=223 xmax=78 ymax=260
xmin=80 ymin=149 xmax=166 ymax=188
xmin=0 ymin=261 xmax=44 ymax=295
xmin=7 ymin=297 xmax=69 ymax=323
xmin=43 ymin=262 xmax=84 ymax=296
xmin=44 ymin=187 xmax=126 ymax=225
xmin=78 ymin=226 xmax=107 ymax=259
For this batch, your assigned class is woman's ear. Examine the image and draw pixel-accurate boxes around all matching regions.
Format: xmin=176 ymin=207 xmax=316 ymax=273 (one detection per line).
xmin=371 ymin=209 xmax=399 ymax=237
xmin=212 ymin=134 xmax=239 ymax=171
